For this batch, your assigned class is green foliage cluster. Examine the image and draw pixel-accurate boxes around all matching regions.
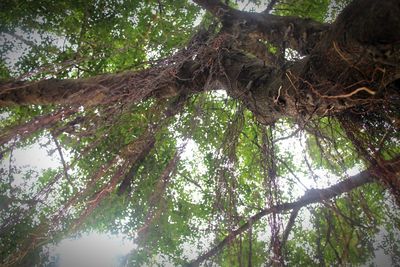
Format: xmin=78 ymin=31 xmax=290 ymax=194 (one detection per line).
xmin=0 ymin=0 xmax=399 ymax=266
xmin=0 ymin=0 xmax=200 ymax=79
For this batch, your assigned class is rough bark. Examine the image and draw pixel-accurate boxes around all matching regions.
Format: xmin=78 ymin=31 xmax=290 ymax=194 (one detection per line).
xmin=218 ymin=0 xmax=399 ymax=125
xmin=0 ymin=55 xmax=206 ymax=107
xmin=1 ymin=0 xmax=398 ymax=201
xmin=194 ymin=0 xmax=329 ymax=55
xmin=1 ymin=0 xmax=398 ymax=123
xmin=173 ymin=0 xmax=400 ymax=127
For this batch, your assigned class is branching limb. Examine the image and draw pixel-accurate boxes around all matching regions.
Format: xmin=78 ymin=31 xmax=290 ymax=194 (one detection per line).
xmin=192 ymin=0 xmax=233 ymax=19
xmin=0 ymin=108 xmax=77 ymax=148
xmin=281 ymin=207 xmax=300 ymax=248
xmin=51 ymin=133 xmax=73 ymax=187
xmin=117 ymin=136 xmax=155 ymax=195
xmin=193 ymin=0 xmax=329 ymax=55
xmin=263 ymin=0 xmax=279 ymax=14
xmin=186 ymin=159 xmax=397 ymax=266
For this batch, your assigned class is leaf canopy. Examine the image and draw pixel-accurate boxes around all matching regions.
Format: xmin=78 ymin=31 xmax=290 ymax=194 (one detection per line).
xmin=0 ymin=0 xmax=399 ymax=266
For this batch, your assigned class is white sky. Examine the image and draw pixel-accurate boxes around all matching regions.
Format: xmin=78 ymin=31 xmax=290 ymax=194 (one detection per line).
xmin=50 ymin=232 xmax=134 ymax=267
xmin=10 ymin=142 xmax=59 ymax=170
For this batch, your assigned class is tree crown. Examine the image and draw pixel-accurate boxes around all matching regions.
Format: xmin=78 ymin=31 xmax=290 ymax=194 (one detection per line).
xmin=0 ymin=0 xmax=399 ymax=266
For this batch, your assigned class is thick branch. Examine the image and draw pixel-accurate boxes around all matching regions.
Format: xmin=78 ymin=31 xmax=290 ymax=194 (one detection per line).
xmin=2 ymin=0 xmax=398 ymax=127
xmin=117 ymin=94 xmax=189 ymax=195
xmin=281 ymin=207 xmax=300 ymax=248
xmin=0 ymin=71 xmax=137 ymax=106
xmin=117 ymin=136 xmax=155 ymax=195
xmin=117 ymin=95 xmax=189 ymax=195
xmin=194 ymin=0 xmax=329 ymax=55
xmin=0 ymin=69 xmax=169 ymax=106
xmin=0 ymin=52 xmax=206 ymax=107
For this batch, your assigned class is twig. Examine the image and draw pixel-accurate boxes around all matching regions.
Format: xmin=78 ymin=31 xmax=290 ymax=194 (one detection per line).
xmin=272 ymin=126 xmax=300 ymax=143
xmin=285 ymin=71 xmax=298 ymax=91
xmin=51 ymin=133 xmax=73 ymax=189
xmin=333 ymin=41 xmax=351 ymax=64
xmin=274 ymin=85 xmax=282 ymax=103
xmin=320 ymin=86 xmax=376 ymax=99
xmin=263 ymin=0 xmax=280 ymax=14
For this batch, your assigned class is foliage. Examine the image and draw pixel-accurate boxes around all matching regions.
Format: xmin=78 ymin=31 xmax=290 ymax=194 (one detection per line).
xmin=0 ymin=0 xmax=399 ymax=267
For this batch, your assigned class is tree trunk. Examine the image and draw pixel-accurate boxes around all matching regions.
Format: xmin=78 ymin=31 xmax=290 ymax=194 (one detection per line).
xmin=2 ymin=0 xmax=398 ymax=117
xmin=1 ymin=0 xmax=399 ymax=197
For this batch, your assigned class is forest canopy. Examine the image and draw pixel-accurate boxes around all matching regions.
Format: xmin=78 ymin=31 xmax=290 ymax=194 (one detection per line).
xmin=0 ymin=0 xmax=399 ymax=266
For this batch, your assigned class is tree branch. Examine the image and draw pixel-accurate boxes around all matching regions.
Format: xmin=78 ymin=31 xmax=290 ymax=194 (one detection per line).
xmin=192 ymin=0 xmax=233 ymax=18
xmin=51 ymin=132 xmax=74 ymax=189
xmin=117 ymin=136 xmax=155 ymax=195
xmin=187 ymin=163 xmax=386 ymax=266
xmin=194 ymin=0 xmax=329 ymax=55
xmin=263 ymin=0 xmax=279 ymax=14
xmin=0 ymin=49 xmax=205 ymax=107
xmin=0 ymin=108 xmax=77 ymax=148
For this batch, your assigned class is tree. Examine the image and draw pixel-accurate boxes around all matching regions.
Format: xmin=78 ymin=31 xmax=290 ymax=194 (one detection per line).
xmin=0 ymin=0 xmax=399 ymax=266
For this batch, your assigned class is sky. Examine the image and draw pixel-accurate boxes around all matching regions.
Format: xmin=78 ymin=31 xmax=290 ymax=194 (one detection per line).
xmin=50 ymin=232 xmax=134 ymax=267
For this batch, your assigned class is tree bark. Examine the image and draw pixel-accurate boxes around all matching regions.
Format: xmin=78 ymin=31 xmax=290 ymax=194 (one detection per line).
xmin=1 ymin=1 xmax=398 ymax=200
xmin=175 ymin=0 xmax=400 ymax=127
xmin=1 ymin=0 xmax=399 ymax=121
xmin=0 ymin=55 xmax=206 ymax=107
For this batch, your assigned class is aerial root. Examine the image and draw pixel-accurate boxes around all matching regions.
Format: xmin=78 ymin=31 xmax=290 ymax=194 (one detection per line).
xmin=321 ymin=86 xmax=376 ymax=99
